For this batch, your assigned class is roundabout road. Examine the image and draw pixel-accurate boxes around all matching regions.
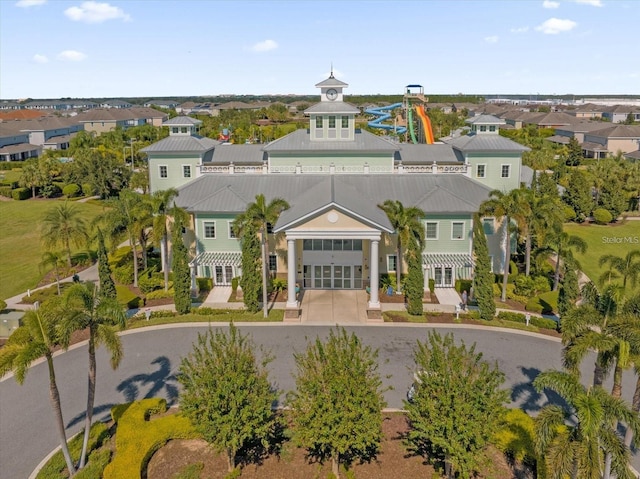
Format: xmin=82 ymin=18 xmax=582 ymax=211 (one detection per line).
xmin=1 ymin=323 xmax=637 ymax=479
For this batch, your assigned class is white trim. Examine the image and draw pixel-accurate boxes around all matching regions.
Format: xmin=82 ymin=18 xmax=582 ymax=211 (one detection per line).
xmin=228 ymin=220 xmax=237 ymax=239
xmin=425 ymin=221 xmax=439 ymax=240
xmin=501 ymin=164 xmax=511 ymax=178
xmin=182 ymin=164 xmax=192 ymax=178
xmin=386 ymin=254 xmax=397 ymax=273
xmin=274 ymin=202 xmax=393 ymax=233
xmin=476 ymin=163 xmax=486 ymax=178
xmin=158 ymin=164 xmax=168 ymax=179
xmin=286 ymin=230 xmax=382 ymax=241
xmin=451 ymin=221 xmax=465 ymax=240
xmin=203 ymin=220 xmax=216 ymax=239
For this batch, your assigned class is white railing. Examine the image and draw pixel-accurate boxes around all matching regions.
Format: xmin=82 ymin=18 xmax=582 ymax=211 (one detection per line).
xmin=199 ymin=162 xmax=469 ymax=175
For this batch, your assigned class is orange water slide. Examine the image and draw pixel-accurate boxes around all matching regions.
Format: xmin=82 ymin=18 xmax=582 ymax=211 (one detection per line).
xmin=415 ymin=104 xmax=435 ymax=144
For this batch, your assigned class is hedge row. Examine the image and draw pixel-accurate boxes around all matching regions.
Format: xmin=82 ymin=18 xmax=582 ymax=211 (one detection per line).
xmin=115 ymin=285 xmax=143 ymax=309
xmin=12 ymin=187 xmax=31 ymax=200
xmin=496 ymin=311 xmax=558 ymax=330
xmin=103 ymin=398 xmax=198 ymax=479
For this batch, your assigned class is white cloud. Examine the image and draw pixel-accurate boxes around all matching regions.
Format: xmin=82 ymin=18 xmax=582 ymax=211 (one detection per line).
xmin=64 ymin=1 xmax=131 ymax=23
xmin=250 ymin=39 xmax=278 ymax=52
xmin=16 ymin=0 xmax=46 ymax=7
xmin=574 ymin=0 xmax=603 ymax=6
xmin=484 ymin=35 xmax=499 ymax=43
xmin=535 ymin=17 xmax=577 ymax=34
xmin=33 ymin=54 xmax=49 ymax=63
xmin=510 ymin=26 xmax=529 ymax=33
xmin=57 ymin=50 xmax=87 ymax=61
xmin=542 ymin=0 xmax=560 ymax=8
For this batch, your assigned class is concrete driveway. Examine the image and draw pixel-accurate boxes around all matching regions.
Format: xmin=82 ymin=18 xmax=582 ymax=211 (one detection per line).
xmin=299 ymin=289 xmax=368 ymax=323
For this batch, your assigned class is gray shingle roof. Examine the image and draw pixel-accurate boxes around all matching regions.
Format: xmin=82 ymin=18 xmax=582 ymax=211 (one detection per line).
xmin=163 ymin=116 xmax=202 ymax=126
xmin=304 ymin=102 xmax=360 ymax=114
xmin=586 ymin=125 xmax=640 ymax=138
xmin=209 ymin=144 xmax=266 ymax=164
xmin=263 ymin=129 xmax=398 ymax=152
xmin=315 ymin=75 xmax=348 ymax=88
xmin=141 ymin=135 xmax=219 ymax=153
xmin=444 ymin=133 xmax=530 ymax=153
xmin=466 ymin=115 xmax=505 ymax=125
xmin=175 ymin=174 xmax=492 ymax=230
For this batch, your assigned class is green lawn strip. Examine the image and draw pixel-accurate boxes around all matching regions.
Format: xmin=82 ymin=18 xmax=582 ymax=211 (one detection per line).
xmin=0 ymin=199 xmax=105 ymax=300
xmin=104 ymin=398 xmax=198 ymax=479
xmin=564 ymin=222 xmax=640 ymax=296
xmin=126 ymin=308 xmax=284 ymax=329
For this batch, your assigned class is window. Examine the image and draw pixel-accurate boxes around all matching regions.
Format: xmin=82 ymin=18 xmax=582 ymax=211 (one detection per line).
xmin=180 ymin=127 xmax=188 ymax=134
xmin=228 ymin=221 xmax=236 ymax=239
xmin=268 ymin=254 xmax=277 ymax=272
xmin=341 ymin=116 xmax=349 ymax=128
xmin=266 ymin=223 xmax=273 ymax=234
xmin=426 ymin=222 xmax=438 ymax=239
xmin=171 ymin=127 xmax=179 ymax=134
xmin=452 ymin=222 xmax=464 ymax=240
xmin=480 ymin=125 xmax=487 ymax=132
xmin=159 ymin=165 xmax=168 ymax=178
xmin=315 ymin=116 xmax=323 ymax=128
xmin=328 ymin=116 xmax=336 ymax=128
xmin=182 ymin=165 xmax=191 ymax=178
xmin=501 ymin=164 xmax=511 ymax=178
xmin=387 ymin=255 xmax=397 ymax=272
xmin=203 ymin=221 xmax=216 ymax=239
xmin=482 ymin=218 xmax=495 ymax=235
xmin=476 ymin=164 xmax=486 ymax=178
xmin=489 ymin=125 xmax=496 ymax=132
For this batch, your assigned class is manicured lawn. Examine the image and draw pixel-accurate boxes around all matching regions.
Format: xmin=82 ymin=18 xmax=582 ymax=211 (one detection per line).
xmin=564 ymin=221 xmax=640 ymax=295
xmin=0 ymin=198 xmax=106 ymax=300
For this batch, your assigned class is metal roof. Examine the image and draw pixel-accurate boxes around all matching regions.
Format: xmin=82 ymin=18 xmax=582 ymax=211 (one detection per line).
xmin=304 ymin=102 xmax=361 ymax=114
xmin=163 ymin=116 xmax=202 ymax=126
xmin=141 ymin=135 xmax=219 ymax=153
xmin=422 ymin=253 xmax=473 ymax=267
xmin=444 ymin=133 xmax=530 ymax=153
xmin=315 ymin=75 xmax=348 ymax=88
xmin=263 ymin=129 xmax=398 ymax=152
xmin=395 ymin=144 xmax=460 ymax=164
xmin=209 ymin=144 xmax=266 ymax=164
xmin=466 ymin=115 xmax=505 ymax=125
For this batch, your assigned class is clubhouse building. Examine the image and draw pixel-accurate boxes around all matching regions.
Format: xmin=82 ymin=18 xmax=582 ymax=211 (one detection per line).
xmin=142 ymin=73 xmax=528 ymax=311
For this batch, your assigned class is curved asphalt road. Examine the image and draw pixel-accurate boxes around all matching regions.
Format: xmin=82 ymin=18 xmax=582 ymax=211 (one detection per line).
xmin=1 ymin=323 xmax=637 ymax=479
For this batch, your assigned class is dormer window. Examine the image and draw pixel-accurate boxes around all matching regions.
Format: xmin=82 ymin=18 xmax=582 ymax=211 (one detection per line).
xmin=315 ymin=116 xmax=323 ymax=128
xmin=480 ymin=125 xmax=487 ymax=132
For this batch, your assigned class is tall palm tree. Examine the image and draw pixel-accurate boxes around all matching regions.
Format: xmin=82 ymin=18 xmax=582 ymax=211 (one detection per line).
xmin=378 ymin=200 xmax=425 ymax=293
xmin=41 ymin=200 xmax=89 ymax=268
xmin=97 ymin=189 xmax=147 ymax=287
xmin=58 ymin=282 xmax=126 ymax=469
xmin=40 ymin=250 xmax=66 ymax=296
xmin=0 ymin=307 xmax=77 ymax=476
xmin=536 ymin=226 xmax=587 ymax=291
xmin=233 ymin=194 xmax=289 ymax=318
xmin=526 ymin=192 xmax=563 ymax=277
xmin=599 ymin=251 xmax=640 ymax=290
xmin=534 ymin=370 xmax=639 ymax=479
xmin=151 ymin=188 xmax=187 ymax=291
xmin=624 ymin=358 xmax=640 ymax=447
xmin=479 ymin=188 xmax=529 ymax=301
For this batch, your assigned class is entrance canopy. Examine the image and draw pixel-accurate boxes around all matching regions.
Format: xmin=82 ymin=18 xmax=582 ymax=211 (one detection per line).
xmin=422 ymin=253 xmax=473 ymax=268
xmin=190 ymin=251 xmax=241 ymax=267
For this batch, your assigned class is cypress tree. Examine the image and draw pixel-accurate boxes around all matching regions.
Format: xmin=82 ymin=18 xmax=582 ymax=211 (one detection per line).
xmin=96 ymin=228 xmax=116 ymax=300
xmin=172 ymin=220 xmax=191 ymax=314
xmin=405 ymin=237 xmax=424 ymax=316
xmin=472 ymin=215 xmax=495 ymax=321
xmin=240 ymin=221 xmax=261 ymax=313
xmin=558 ymin=259 xmax=579 ymax=318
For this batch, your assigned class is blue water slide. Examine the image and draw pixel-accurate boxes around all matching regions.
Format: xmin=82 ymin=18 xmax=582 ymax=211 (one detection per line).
xmin=365 ymin=103 xmax=407 ymax=134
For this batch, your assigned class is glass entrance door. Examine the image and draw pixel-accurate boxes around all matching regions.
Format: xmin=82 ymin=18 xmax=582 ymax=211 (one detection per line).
xmin=305 ymin=264 xmax=359 ymax=289
xmin=433 ymin=266 xmax=454 ymax=287
xmin=214 ymin=265 xmax=234 ymax=285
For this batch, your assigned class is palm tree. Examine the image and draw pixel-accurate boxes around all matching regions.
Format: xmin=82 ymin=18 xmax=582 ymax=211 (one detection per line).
xmin=41 ymin=200 xmax=89 ymax=268
xmin=624 ymin=358 xmax=640 ymax=447
xmin=378 ymin=200 xmax=425 ymax=293
xmin=599 ymin=251 xmax=640 ymax=290
xmin=233 ymin=194 xmax=289 ymax=318
xmin=479 ymin=188 xmax=529 ymax=301
xmin=58 ymin=282 xmax=126 ymax=469
xmin=151 ymin=188 xmax=187 ymax=291
xmin=97 ymin=189 xmax=147 ymax=287
xmin=534 ymin=370 xmax=639 ymax=479
xmin=40 ymin=250 xmax=66 ymax=296
xmin=526 ymin=192 xmax=563 ymax=277
xmin=0 ymin=307 xmax=77 ymax=476
xmin=536 ymin=226 xmax=587 ymax=291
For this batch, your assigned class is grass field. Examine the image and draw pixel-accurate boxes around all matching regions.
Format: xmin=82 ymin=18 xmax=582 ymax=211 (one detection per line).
xmin=564 ymin=221 xmax=640 ymax=295
xmin=0 ymin=198 xmax=105 ymax=301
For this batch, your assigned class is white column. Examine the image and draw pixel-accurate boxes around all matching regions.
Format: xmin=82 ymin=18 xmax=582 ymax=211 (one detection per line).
xmin=368 ymin=239 xmax=380 ymax=308
xmin=286 ymin=239 xmax=298 ymax=308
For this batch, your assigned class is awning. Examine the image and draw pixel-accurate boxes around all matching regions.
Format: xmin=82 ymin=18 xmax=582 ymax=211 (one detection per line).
xmin=190 ymin=251 xmax=242 ymax=267
xmin=422 ymin=253 xmax=474 ymax=268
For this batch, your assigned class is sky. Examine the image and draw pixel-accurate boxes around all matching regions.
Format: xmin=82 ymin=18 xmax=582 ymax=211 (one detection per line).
xmin=1 ymin=0 xmax=639 ymax=99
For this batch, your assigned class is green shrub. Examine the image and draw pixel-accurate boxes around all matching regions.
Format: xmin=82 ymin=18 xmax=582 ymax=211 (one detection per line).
xmin=526 ymin=290 xmax=558 ymax=315
xmin=115 ymin=285 xmax=142 ymax=309
xmin=563 ymin=205 xmax=576 ymax=222
xmin=138 ymin=271 xmax=164 ymax=294
xmin=11 ymin=187 xmax=31 ymax=200
xmin=195 ymin=277 xmax=213 ymax=292
xmin=455 ymin=279 xmax=473 ymax=294
xmin=109 ymin=246 xmax=132 ymax=267
xmin=493 ymin=409 xmax=537 ymax=466
xmin=593 ymin=207 xmax=613 ymax=225
xmin=40 ymin=183 xmax=61 ymax=198
xmin=0 ymin=186 xmax=13 ymax=198
xmin=231 ymin=276 xmax=239 ymax=292
xmin=272 ymin=277 xmax=287 ymax=292
xmin=496 ymin=311 xmax=557 ymax=330
xmin=379 ymin=273 xmax=395 ymax=290
xmin=0 ymin=161 xmax=25 ymax=170
xmin=104 ymin=398 xmax=198 ymax=479
xmin=145 ymin=288 xmax=174 ymax=300
xmin=190 ymin=307 xmax=230 ymax=316
xmin=0 ymin=299 xmax=6 ymax=311
xmin=82 ymin=182 xmax=95 ymax=196
xmin=74 ymin=447 xmax=112 ymax=479
xmin=62 ymin=183 xmax=81 ymax=198
xmin=113 ymin=263 xmax=134 ymax=285
xmin=131 ymin=309 xmax=176 ymax=321
xmin=21 ymin=283 xmax=73 ymax=304
xmin=428 ymin=278 xmax=435 ymax=293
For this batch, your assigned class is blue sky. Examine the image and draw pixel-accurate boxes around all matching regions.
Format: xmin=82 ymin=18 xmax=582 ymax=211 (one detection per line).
xmin=1 ymin=0 xmax=638 ymax=99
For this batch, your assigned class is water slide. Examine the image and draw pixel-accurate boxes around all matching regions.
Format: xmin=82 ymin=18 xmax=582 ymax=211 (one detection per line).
xmin=415 ymin=104 xmax=435 ymax=144
xmin=365 ymin=103 xmax=407 ymax=135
